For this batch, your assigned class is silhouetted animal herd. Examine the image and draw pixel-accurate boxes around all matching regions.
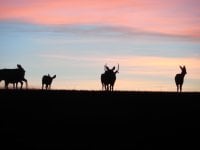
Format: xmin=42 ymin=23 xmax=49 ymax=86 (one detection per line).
xmin=0 ymin=64 xmax=187 ymax=92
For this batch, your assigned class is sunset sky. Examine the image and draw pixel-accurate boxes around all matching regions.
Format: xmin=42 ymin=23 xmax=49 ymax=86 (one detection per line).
xmin=0 ymin=0 xmax=200 ymax=91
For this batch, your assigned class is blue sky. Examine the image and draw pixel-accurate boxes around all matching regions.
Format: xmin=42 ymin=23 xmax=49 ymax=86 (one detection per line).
xmin=1 ymin=21 xmax=200 ymax=91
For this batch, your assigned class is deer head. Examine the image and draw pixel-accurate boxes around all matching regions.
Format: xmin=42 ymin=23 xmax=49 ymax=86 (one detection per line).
xmin=180 ymin=65 xmax=187 ymax=75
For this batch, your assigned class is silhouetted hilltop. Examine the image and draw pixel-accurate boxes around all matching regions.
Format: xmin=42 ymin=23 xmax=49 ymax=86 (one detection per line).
xmin=1 ymin=89 xmax=200 ymax=150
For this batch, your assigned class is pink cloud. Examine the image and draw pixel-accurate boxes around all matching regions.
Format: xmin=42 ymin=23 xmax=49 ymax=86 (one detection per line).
xmin=0 ymin=0 xmax=199 ymax=37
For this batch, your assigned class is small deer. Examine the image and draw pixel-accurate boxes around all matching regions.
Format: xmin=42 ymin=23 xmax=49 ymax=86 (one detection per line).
xmin=42 ymin=74 xmax=56 ymax=90
xmin=175 ymin=65 xmax=187 ymax=93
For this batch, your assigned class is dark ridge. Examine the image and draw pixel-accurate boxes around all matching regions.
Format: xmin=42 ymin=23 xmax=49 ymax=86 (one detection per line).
xmin=1 ymin=89 xmax=200 ymax=150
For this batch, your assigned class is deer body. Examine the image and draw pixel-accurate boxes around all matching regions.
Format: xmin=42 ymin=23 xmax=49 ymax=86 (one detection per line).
xmin=42 ymin=74 xmax=56 ymax=90
xmin=101 ymin=64 xmax=119 ymax=91
xmin=0 ymin=64 xmax=28 ymax=89
xmin=175 ymin=65 xmax=187 ymax=93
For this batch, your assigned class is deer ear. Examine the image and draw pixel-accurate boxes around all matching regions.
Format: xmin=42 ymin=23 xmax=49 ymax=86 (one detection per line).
xmin=179 ymin=65 xmax=183 ymax=69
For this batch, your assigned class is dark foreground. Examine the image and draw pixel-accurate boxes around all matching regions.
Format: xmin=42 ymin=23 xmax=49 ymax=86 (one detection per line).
xmin=1 ymin=90 xmax=200 ymax=150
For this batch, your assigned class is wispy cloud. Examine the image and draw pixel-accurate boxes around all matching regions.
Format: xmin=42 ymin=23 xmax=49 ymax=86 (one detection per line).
xmin=39 ymin=53 xmax=200 ymax=78
xmin=1 ymin=20 xmax=199 ymax=41
xmin=0 ymin=0 xmax=199 ymax=38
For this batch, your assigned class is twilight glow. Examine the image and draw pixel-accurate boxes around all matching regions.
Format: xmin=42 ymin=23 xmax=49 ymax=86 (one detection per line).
xmin=0 ymin=0 xmax=200 ymax=91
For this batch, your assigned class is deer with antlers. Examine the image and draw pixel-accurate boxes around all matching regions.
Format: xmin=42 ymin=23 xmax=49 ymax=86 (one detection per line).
xmin=101 ymin=64 xmax=119 ymax=91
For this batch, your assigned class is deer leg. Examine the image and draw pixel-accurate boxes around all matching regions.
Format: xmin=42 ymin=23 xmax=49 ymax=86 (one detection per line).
xmin=106 ymin=84 xmax=109 ymax=91
xmin=176 ymin=84 xmax=179 ymax=92
xmin=110 ymin=85 xmax=112 ymax=91
xmin=180 ymin=84 xmax=182 ymax=93
xmin=16 ymin=82 xmax=19 ymax=89
xmin=106 ymin=85 xmax=109 ymax=91
xmin=20 ymin=81 xmax=23 ymax=89
xmin=5 ymin=81 xmax=8 ymax=89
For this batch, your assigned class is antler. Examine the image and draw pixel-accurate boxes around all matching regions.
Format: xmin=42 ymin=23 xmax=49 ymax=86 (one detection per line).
xmin=104 ymin=63 xmax=109 ymax=71
xmin=118 ymin=64 xmax=119 ymax=72
xmin=116 ymin=64 xmax=119 ymax=73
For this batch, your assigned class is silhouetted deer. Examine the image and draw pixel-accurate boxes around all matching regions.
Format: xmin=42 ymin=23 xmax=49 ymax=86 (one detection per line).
xmin=175 ymin=65 xmax=187 ymax=93
xmin=101 ymin=64 xmax=119 ymax=91
xmin=42 ymin=74 xmax=56 ymax=90
xmin=0 ymin=64 xmax=28 ymax=89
